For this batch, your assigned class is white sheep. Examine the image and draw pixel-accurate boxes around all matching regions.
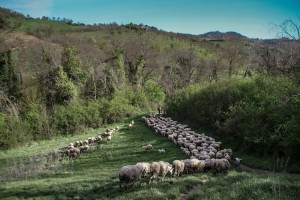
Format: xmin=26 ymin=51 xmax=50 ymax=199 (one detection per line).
xmin=149 ymin=161 xmax=173 ymax=183
xmin=136 ymin=162 xmax=151 ymax=176
xmin=128 ymin=123 xmax=133 ymax=129
xmin=106 ymin=135 xmax=112 ymax=143
xmin=119 ymin=164 xmax=146 ymax=189
xmin=172 ymin=160 xmax=185 ymax=177
xmin=158 ymin=149 xmax=165 ymax=153
xmin=234 ymin=157 xmax=242 ymax=163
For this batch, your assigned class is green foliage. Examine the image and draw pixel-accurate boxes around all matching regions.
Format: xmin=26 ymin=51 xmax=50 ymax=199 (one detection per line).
xmin=0 ymin=50 xmax=21 ymax=98
xmin=145 ymin=80 xmax=166 ymax=105
xmin=0 ymin=114 xmax=31 ymax=150
xmin=43 ymin=66 xmax=78 ymax=107
xmin=128 ymin=55 xmax=144 ymax=86
xmin=23 ymin=103 xmax=52 ymax=140
xmin=166 ymin=76 xmax=300 ymax=169
xmin=106 ymin=52 xmax=126 ymax=92
xmin=62 ymin=45 xmax=88 ymax=86
xmin=52 ymin=96 xmax=136 ymax=135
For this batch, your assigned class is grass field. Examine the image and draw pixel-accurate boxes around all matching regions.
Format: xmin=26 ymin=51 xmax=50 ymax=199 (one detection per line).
xmin=0 ymin=115 xmax=299 ymax=200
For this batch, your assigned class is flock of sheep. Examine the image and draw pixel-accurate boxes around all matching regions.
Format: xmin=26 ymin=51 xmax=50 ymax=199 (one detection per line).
xmin=58 ymin=114 xmax=233 ymax=190
xmin=118 ymin=114 xmax=233 ymax=189
xmin=62 ymin=127 xmax=119 ymax=159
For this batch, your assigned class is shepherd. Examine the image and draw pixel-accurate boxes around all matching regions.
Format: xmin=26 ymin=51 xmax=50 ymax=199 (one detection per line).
xmin=157 ymin=104 xmax=162 ymax=115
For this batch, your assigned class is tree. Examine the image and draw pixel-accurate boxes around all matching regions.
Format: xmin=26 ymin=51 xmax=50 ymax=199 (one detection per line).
xmin=0 ymin=50 xmax=21 ymax=99
xmin=41 ymin=66 xmax=78 ymax=107
xmin=275 ymin=19 xmax=300 ymax=77
xmin=123 ymin=38 xmax=160 ymax=87
xmin=222 ymin=40 xmax=244 ymax=78
xmin=252 ymin=45 xmax=277 ymax=75
xmin=172 ymin=48 xmax=203 ymax=88
xmin=61 ymin=45 xmax=88 ymax=86
xmin=277 ymin=18 xmax=300 ymax=41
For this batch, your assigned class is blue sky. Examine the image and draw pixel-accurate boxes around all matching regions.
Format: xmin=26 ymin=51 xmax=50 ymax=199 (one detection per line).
xmin=0 ymin=0 xmax=299 ymax=39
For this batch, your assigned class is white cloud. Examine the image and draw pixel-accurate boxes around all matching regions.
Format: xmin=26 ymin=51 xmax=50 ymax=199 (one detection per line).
xmin=2 ymin=0 xmax=53 ymax=17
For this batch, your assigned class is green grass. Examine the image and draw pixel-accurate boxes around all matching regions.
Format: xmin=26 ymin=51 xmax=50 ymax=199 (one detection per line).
xmin=17 ymin=19 xmax=83 ymax=32
xmin=0 ymin=116 xmax=300 ymax=200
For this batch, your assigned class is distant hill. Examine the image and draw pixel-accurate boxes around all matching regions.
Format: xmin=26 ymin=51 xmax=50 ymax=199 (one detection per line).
xmin=199 ymin=31 xmax=248 ymax=40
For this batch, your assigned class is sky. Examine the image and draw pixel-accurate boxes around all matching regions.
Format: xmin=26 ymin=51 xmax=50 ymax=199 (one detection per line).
xmin=0 ymin=0 xmax=299 ymax=39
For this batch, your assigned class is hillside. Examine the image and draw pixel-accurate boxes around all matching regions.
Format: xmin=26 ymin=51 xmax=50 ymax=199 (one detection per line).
xmin=0 ymin=4 xmax=300 ymax=180
xmin=199 ymin=31 xmax=248 ymax=40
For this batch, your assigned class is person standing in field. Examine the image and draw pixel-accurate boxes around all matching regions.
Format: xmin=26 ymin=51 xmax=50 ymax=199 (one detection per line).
xmin=157 ymin=105 xmax=162 ymax=115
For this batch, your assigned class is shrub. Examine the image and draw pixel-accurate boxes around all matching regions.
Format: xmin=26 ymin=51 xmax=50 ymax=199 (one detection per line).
xmin=166 ymin=76 xmax=300 ymax=162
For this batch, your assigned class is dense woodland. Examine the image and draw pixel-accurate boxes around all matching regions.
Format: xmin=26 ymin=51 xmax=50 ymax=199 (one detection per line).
xmin=0 ymin=7 xmax=300 ymax=171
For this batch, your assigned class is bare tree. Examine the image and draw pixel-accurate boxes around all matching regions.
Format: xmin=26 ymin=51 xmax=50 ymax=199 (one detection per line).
xmin=252 ymin=44 xmax=278 ymax=75
xmin=222 ymin=40 xmax=244 ymax=78
xmin=207 ymin=56 xmax=224 ymax=82
xmin=123 ymin=37 xmax=161 ymax=87
xmin=277 ymin=18 xmax=300 ymax=41
xmin=172 ymin=48 xmax=204 ymax=88
xmin=275 ymin=18 xmax=300 ymax=76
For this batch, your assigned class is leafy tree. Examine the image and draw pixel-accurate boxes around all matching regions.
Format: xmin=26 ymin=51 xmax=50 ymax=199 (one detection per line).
xmin=0 ymin=50 xmax=21 ymax=99
xmin=61 ymin=45 xmax=88 ymax=86
xmin=42 ymin=66 xmax=78 ymax=107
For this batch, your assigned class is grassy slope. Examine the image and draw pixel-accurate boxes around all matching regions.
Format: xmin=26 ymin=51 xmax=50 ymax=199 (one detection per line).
xmin=17 ymin=18 xmax=83 ymax=32
xmin=0 ymin=115 xmax=300 ymax=200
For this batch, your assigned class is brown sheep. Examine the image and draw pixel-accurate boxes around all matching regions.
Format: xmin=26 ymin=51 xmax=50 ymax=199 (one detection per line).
xmin=142 ymin=144 xmax=153 ymax=152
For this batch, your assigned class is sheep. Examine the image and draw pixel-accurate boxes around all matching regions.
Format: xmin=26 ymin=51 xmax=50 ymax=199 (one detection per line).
xmin=66 ymin=147 xmax=80 ymax=159
xmin=212 ymin=159 xmax=230 ymax=174
xmin=188 ymin=144 xmax=196 ymax=151
xmin=79 ymin=145 xmax=89 ymax=153
xmin=106 ymin=135 xmax=112 ymax=143
xmin=119 ymin=164 xmax=146 ymax=189
xmin=234 ymin=157 xmax=242 ymax=163
xmin=143 ymin=144 xmax=153 ymax=152
xmin=189 ymin=159 xmax=205 ymax=173
xmin=158 ymin=149 xmax=165 ymax=153
xmin=128 ymin=123 xmax=133 ymax=129
xmin=224 ymin=153 xmax=231 ymax=161
xmin=136 ymin=162 xmax=151 ymax=176
xmin=182 ymin=159 xmax=205 ymax=174
xmin=208 ymin=151 xmax=216 ymax=158
xmin=95 ymin=135 xmax=102 ymax=143
xmin=216 ymin=152 xmax=223 ymax=159
xmin=88 ymin=137 xmax=95 ymax=144
xmin=74 ymin=141 xmax=81 ymax=147
xmin=172 ymin=160 xmax=185 ymax=177
xmin=149 ymin=161 xmax=173 ymax=183
xmin=204 ymin=159 xmax=214 ymax=171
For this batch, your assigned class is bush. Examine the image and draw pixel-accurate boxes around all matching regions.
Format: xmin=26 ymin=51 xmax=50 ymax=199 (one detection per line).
xmin=166 ymin=76 xmax=300 ymax=163
xmin=0 ymin=114 xmax=31 ymax=149
xmin=52 ymin=101 xmax=103 ymax=136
